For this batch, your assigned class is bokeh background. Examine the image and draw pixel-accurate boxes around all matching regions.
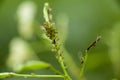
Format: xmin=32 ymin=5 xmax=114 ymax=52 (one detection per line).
xmin=0 ymin=0 xmax=120 ymax=80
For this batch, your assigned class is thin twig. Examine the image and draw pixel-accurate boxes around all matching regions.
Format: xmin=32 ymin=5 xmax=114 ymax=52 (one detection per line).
xmin=0 ymin=72 xmax=64 ymax=79
xmin=80 ymin=36 xmax=101 ymax=78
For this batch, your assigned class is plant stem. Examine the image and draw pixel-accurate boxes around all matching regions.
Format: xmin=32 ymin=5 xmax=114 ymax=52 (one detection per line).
xmin=43 ymin=2 xmax=72 ymax=80
xmin=80 ymin=50 xmax=88 ymax=78
xmin=79 ymin=36 xmax=101 ymax=78
xmin=13 ymin=73 xmax=64 ymax=78
xmin=0 ymin=72 xmax=64 ymax=79
xmin=56 ymin=49 xmax=72 ymax=80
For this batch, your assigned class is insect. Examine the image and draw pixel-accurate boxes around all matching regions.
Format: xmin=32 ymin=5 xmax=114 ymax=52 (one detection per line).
xmin=87 ymin=36 xmax=101 ymax=51
xmin=80 ymin=57 xmax=84 ymax=64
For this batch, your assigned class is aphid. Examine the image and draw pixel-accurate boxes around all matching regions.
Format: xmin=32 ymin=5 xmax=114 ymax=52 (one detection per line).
xmin=80 ymin=57 xmax=84 ymax=64
xmin=52 ymin=39 xmax=56 ymax=44
xmin=44 ymin=22 xmax=49 ymax=28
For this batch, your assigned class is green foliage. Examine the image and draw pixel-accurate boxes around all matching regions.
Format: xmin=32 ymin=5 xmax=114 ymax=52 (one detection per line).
xmin=0 ymin=3 xmax=101 ymax=80
xmin=14 ymin=61 xmax=50 ymax=72
xmin=0 ymin=0 xmax=120 ymax=80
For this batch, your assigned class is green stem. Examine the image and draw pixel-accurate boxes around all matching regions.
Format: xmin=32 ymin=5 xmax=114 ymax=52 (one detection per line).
xmin=60 ymin=61 xmax=72 ymax=80
xmin=0 ymin=72 xmax=64 ymax=79
xmin=57 ymin=50 xmax=72 ymax=80
xmin=79 ymin=36 xmax=101 ymax=79
xmin=13 ymin=73 xmax=64 ymax=78
xmin=80 ymin=50 xmax=88 ymax=78
xmin=43 ymin=2 xmax=72 ymax=80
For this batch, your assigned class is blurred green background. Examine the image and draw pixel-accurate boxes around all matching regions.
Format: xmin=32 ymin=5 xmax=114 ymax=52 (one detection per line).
xmin=0 ymin=0 xmax=120 ymax=80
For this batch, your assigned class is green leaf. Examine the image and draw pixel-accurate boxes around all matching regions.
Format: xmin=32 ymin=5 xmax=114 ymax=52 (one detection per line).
xmin=15 ymin=61 xmax=50 ymax=72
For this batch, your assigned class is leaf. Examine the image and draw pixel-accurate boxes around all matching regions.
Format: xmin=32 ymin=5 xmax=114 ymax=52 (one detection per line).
xmin=15 ymin=61 xmax=50 ymax=72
